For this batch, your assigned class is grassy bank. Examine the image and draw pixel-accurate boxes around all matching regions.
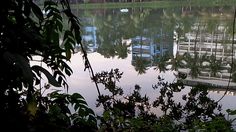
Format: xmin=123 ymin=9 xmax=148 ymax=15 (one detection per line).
xmin=71 ymin=0 xmax=236 ymax=9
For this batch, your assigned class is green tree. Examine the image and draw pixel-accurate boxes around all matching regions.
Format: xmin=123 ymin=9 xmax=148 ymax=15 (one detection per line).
xmin=0 ymin=0 xmax=96 ymax=131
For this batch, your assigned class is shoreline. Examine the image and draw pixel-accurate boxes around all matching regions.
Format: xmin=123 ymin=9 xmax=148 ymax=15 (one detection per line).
xmin=181 ymin=77 xmax=236 ymax=89
xmin=70 ymin=0 xmax=236 ymax=9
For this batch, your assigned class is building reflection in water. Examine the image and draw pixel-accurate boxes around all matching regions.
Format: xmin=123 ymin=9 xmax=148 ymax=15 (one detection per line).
xmin=131 ymin=31 xmax=174 ymax=69
xmin=75 ymin=17 xmax=98 ymax=53
xmin=176 ymin=23 xmax=236 ymax=88
xmin=82 ymin=26 xmax=98 ymax=52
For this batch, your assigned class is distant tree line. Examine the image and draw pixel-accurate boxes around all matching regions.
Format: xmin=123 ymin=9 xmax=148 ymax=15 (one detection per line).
xmin=34 ymin=0 xmax=185 ymax=4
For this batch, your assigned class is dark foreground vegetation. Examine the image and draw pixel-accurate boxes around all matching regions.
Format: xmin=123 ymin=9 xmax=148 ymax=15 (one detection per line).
xmin=1 ymin=0 xmax=236 ymax=131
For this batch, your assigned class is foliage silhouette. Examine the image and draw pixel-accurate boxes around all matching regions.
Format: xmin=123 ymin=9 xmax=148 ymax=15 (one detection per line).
xmin=94 ymin=69 xmax=233 ymax=131
xmin=0 ymin=0 xmax=97 ymax=131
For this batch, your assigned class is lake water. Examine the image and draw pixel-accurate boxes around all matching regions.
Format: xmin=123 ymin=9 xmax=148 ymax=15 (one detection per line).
xmin=59 ymin=6 xmax=236 ymax=116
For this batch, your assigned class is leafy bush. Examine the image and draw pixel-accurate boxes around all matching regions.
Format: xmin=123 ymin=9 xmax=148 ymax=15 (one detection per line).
xmin=0 ymin=0 xmax=96 ymax=131
xmin=94 ymin=69 xmax=234 ymax=131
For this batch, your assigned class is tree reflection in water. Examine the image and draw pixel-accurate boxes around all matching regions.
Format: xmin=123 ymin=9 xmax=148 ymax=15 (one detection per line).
xmin=77 ymin=6 xmax=236 ymax=84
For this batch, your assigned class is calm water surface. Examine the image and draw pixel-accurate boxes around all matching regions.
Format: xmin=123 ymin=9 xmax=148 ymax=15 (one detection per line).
xmin=63 ymin=6 xmax=236 ymax=115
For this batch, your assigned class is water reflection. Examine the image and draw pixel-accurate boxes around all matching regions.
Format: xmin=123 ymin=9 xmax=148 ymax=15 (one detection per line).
xmin=76 ymin=7 xmax=236 ymax=85
xmin=81 ymin=26 xmax=98 ymax=52
xmin=209 ymin=88 xmax=236 ymax=96
xmin=176 ymin=15 xmax=236 ymax=88
xmin=68 ymin=6 xmax=236 ymax=112
xmin=131 ymin=30 xmax=173 ymax=74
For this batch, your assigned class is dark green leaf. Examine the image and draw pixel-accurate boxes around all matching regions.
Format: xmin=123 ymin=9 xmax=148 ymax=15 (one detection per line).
xmin=88 ymin=115 xmax=97 ymax=123
xmin=61 ymin=61 xmax=73 ymax=74
xmin=54 ymin=70 xmax=66 ymax=79
xmin=48 ymin=90 xmax=62 ymax=97
xmin=74 ymin=100 xmax=88 ymax=111
xmin=44 ymin=1 xmax=57 ymax=7
xmin=71 ymin=93 xmax=85 ymax=100
xmin=87 ymin=108 xmax=95 ymax=115
xmin=31 ymin=65 xmax=61 ymax=87
xmin=63 ymin=30 xmax=74 ymax=41
xmin=78 ymin=108 xmax=86 ymax=117
xmin=74 ymin=103 xmax=80 ymax=111
xmin=54 ymin=13 xmax=63 ymax=22
xmin=31 ymin=2 xmax=43 ymax=21
xmin=65 ymin=68 xmax=72 ymax=76
xmin=65 ymin=48 xmax=71 ymax=60
xmin=74 ymin=27 xmax=82 ymax=43
xmin=24 ymin=1 xmax=31 ymax=17
xmin=226 ymin=109 xmax=236 ymax=115
xmin=3 ymin=52 xmax=34 ymax=86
